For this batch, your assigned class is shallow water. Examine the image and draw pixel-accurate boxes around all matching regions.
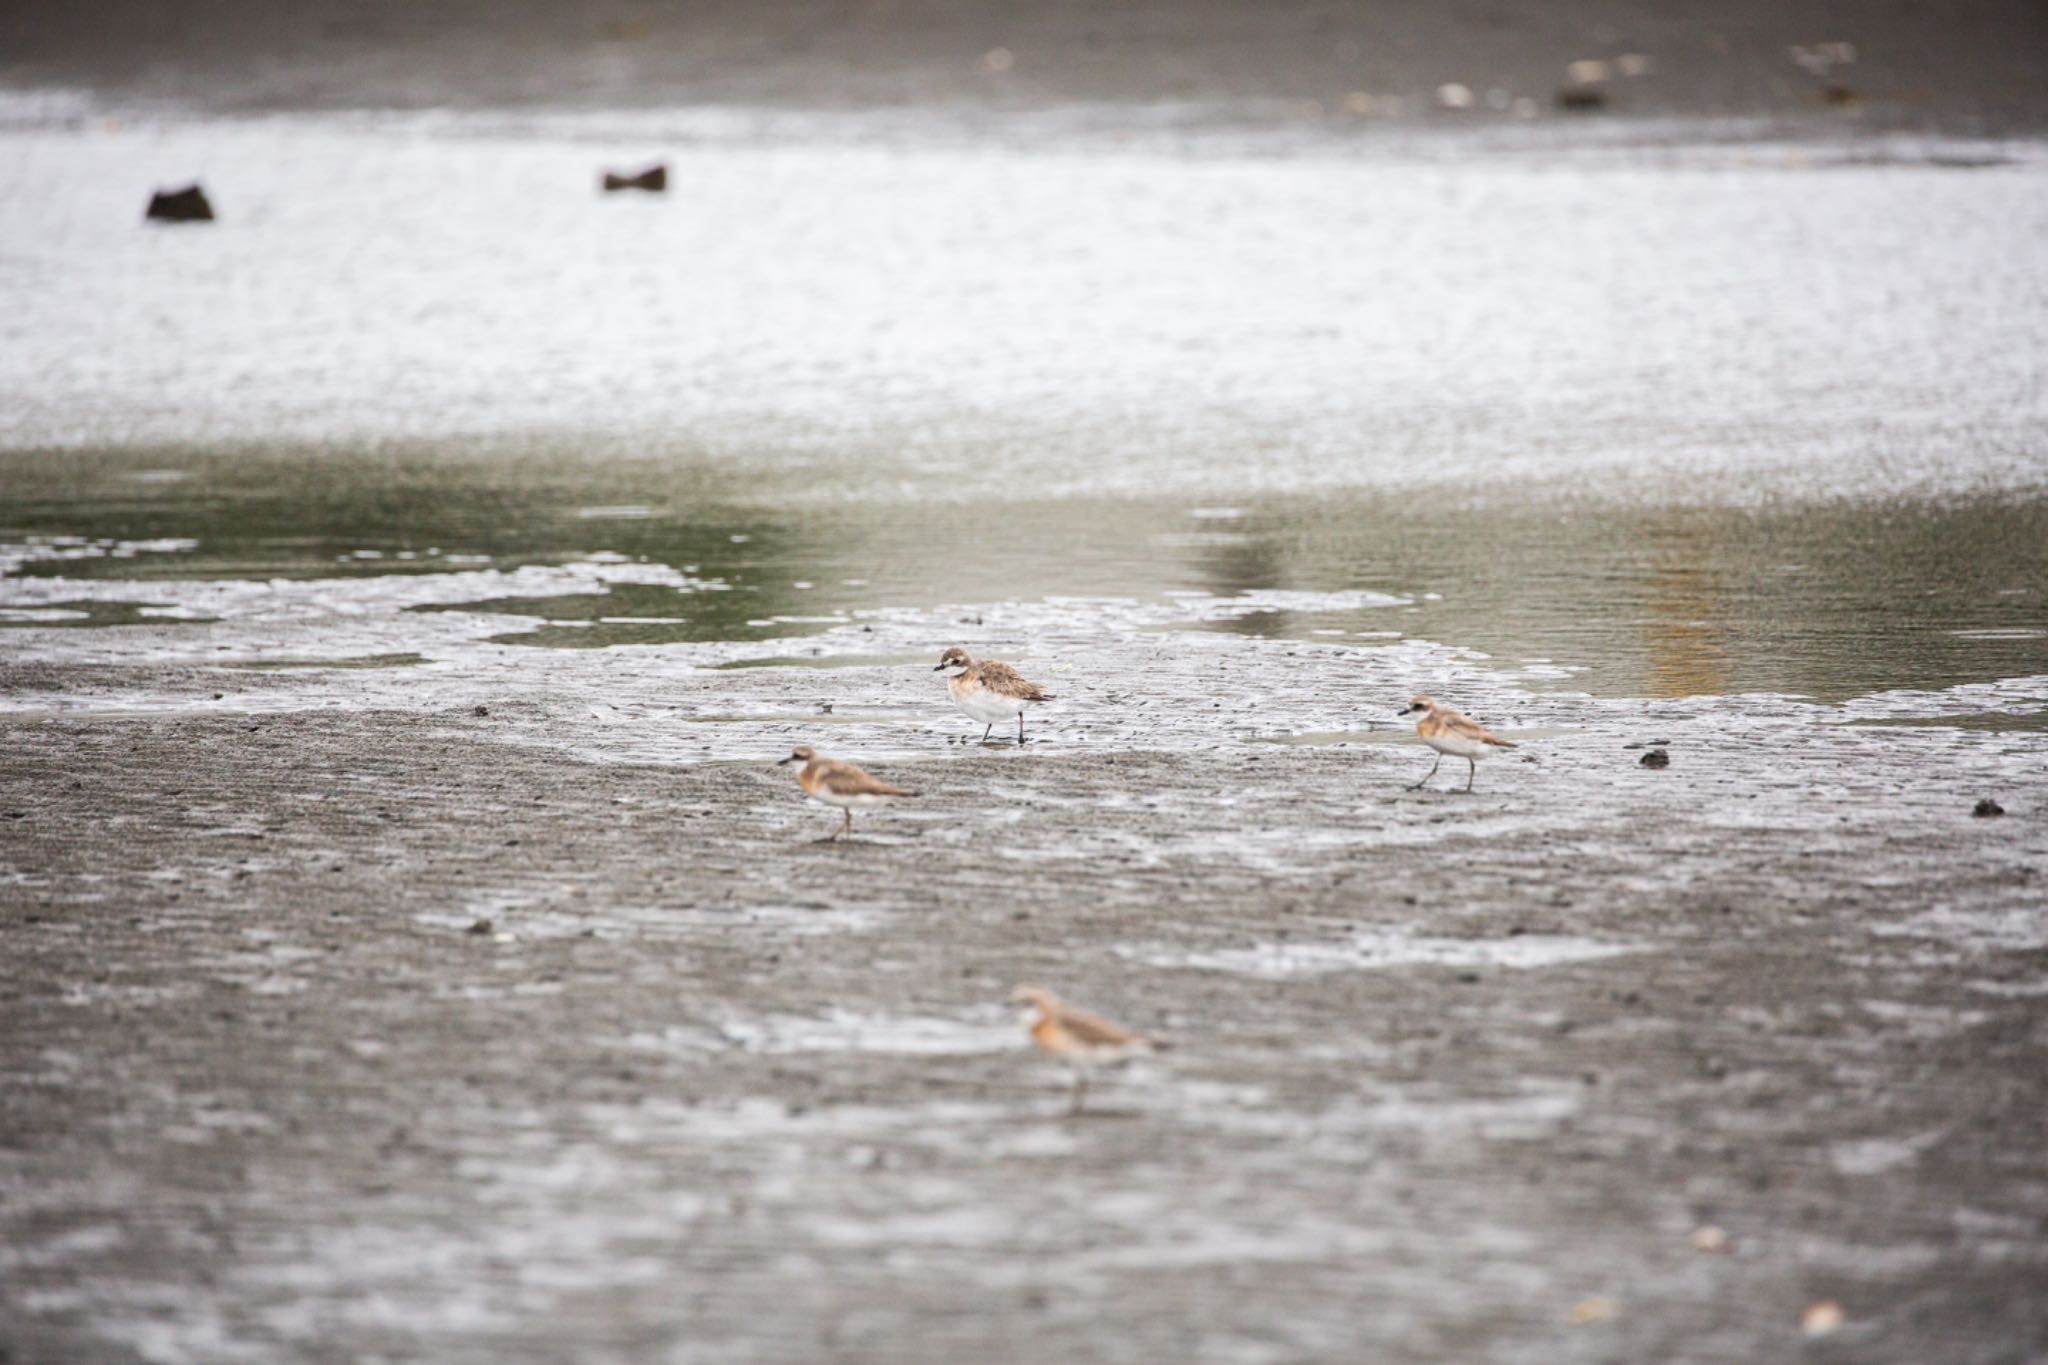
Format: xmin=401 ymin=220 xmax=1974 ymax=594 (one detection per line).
xmin=2 ymin=103 xmax=2045 ymax=721
xmin=3 ymin=454 xmax=2044 ymax=702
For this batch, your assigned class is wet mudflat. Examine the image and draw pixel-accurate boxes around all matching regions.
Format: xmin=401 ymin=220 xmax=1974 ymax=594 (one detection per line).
xmin=6 ymin=11 xmax=2048 ymax=1354
xmin=1 ymin=671 xmax=2044 ymax=1362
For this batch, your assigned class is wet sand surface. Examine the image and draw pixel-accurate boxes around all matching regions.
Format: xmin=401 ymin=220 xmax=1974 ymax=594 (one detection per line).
xmin=6 ymin=0 xmax=2047 ymax=133
xmin=6 ymin=2 xmax=2048 ymax=1359
xmin=2 ymin=655 xmax=2045 ymax=1362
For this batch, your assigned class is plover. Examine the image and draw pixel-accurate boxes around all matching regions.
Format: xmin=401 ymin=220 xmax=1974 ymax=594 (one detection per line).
xmin=776 ymin=745 xmax=915 ymax=840
xmin=1012 ymin=986 xmax=1163 ymax=1115
xmin=935 ymin=647 xmax=1055 ymax=744
xmin=1399 ymin=694 xmax=1516 ymax=792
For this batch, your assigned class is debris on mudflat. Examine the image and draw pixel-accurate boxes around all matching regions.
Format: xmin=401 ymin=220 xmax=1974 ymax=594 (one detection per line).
xmin=1556 ymin=85 xmax=1609 ymax=112
xmin=474 ymin=704 xmax=490 ymax=717
xmin=467 ymin=918 xmax=494 ymax=935
xmin=1692 ymin=1225 xmax=1733 ymax=1254
xmin=146 ymin=184 xmax=214 ymax=222
xmin=602 ymin=164 xmax=668 ymax=193
xmin=1801 ymin=1300 xmax=1845 ymax=1337
xmin=1640 ymin=748 xmax=1670 ymax=769
xmin=1569 ymin=1296 xmax=1619 ymax=1325
xmin=1972 ymin=798 xmax=2004 ymax=817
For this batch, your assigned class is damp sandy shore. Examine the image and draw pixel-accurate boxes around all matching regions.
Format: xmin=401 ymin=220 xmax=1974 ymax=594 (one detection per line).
xmin=4 ymin=2 xmax=2047 ymax=1356
xmin=1 ymin=672 xmax=2043 ymax=1362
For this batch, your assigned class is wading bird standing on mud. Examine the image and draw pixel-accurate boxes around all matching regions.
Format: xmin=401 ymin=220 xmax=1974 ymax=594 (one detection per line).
xmin=776 ymin=745 xmax=915 ymax=840
xmin=935 ymin=647 xmax=1055 ymax=744
xmin=1400 ymin=694 xmax=1516 ymax=792
xmin=1013 ymin=986 xmax=1163 ymax=1115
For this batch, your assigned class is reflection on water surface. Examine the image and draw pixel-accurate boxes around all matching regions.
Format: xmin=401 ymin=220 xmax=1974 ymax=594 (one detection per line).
xmin=2 ymin=448 xmax=2041 ymax=701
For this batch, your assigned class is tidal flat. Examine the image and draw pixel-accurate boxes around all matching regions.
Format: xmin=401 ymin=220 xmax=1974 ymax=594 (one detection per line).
xmin=4 ymin=41 xmax=2048 ymax=1362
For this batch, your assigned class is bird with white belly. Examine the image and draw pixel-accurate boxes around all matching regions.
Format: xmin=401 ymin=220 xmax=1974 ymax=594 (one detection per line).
xmin=934 ymin=646 xmax=1055 ymax=744
xmin=1399 ymin=693 xmax=1517 ymax=792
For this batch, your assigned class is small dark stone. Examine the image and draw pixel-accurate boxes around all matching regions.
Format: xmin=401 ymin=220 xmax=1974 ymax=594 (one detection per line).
xmin=1455 ymin=972 xmax=1481 ymax=984
xmin=1640 ymin=748 xmax=1670 ymax=768
xmin=1555 ymin=85 xmax=1609 ymax=112
xmin=467 ymin=918 xmax=494 ymax=935
xmin=473 ymin=705 xmax=489 ymax=716
xmin=1823 ymin=84 xmax=1861 ymax=109
xmin=602 ymin=164 xmax=667 ymax=193
xmin=1972 ymin=798 xmax=2005 ymax=818
xmin=146 ymin=184 xmax=214 ymax=222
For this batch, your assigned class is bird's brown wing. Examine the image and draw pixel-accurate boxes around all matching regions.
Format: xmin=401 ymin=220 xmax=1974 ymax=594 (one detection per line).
xmin=1444 ymin=710 xmax=1516 ymax=748
xmin=976 ymin=660 xmax=1052 ymax=701
xmin=816 ymin=759 xmax=915 ymax=797
xmin=1052 ymin=1003 xmax=1148 ymax=1048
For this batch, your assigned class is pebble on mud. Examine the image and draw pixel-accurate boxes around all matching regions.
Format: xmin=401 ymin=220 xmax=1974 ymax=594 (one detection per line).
xmin=1971 ymin=798 xmax=2003 ymax=817
xmin=1640 ymin=749 xmax=1670 ymax=769
xmin=467 ymin=918 xmax=494 ymax=935
xmin=1569 ymin=1296 xmax=1618 ymax=1325
xmin=474 ymin=705 xmax=489 ymax=717
xmin=1556 ymin=85 xmax=1609 ymax=112
xmin=602 ymin=164 xmax=667 ymax=192
xmin=1801 ymin=1301 xmax=1845 ymax=1336
xmin=1691 ymin=1225 xmax=1732 ymax=1254
xmin=146 ymin=184 xmax=214 ymax=222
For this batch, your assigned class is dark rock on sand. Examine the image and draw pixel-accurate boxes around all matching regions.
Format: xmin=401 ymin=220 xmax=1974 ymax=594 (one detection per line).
xmin=1640 ymin=749 xmax=1670 ymax=768
xmin=1555 ymin=85 xmax=1608 ymax=112
xmin=602 ymin=165 xmax=667 ymax=193
xmin=145 ymin=184 xmax=214 ymax=222
xmin=1973 ymin=798 xmax=2004 ymax=817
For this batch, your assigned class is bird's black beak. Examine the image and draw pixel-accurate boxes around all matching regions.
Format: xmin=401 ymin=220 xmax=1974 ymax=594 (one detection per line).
xmin=932 ymin=663 xmax=948 ymax=672
xmin=776 ymin=755 xmax=797 ymax=765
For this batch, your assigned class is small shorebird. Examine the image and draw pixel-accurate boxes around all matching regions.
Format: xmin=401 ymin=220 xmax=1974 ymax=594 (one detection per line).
xmin=1012 ymin=986 xmax=1163 ymax=1115
xmin=776 ymin=745 xmax=915 ymax=840
xmin=1399 ymin=694 xmax=1516 ymax=792
xmin=935 ymin=647 xmax=1055 ymax=744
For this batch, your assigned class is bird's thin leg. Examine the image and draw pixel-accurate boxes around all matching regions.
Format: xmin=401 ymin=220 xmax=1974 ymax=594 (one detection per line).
xmin=1406 ymin=754 xmax=1442 ymax=791
xmin=1017 ymin=712 xmax=1027 ymax=745
xmin=981 ymin=723 xmax=993 ymax=744
xmin=834 ymin=809 xmax=852 ymax=840
xmin=1068 ymin=1070 xmax=1089 ymax=1116
xmin=1464 ymin=758 xmax=1477 ymax=793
